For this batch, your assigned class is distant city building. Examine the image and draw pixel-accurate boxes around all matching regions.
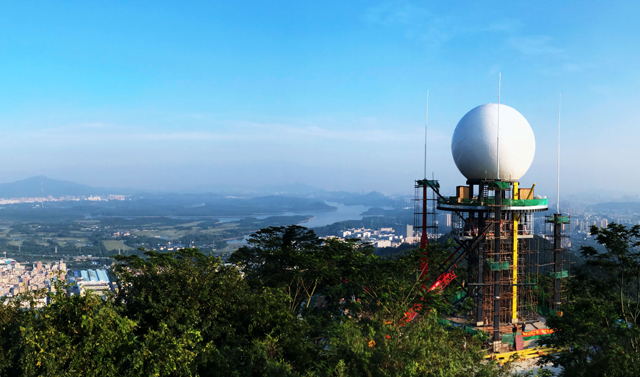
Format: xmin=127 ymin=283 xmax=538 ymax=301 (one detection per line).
xmin=0 ymin=259 xmax=66 ymax=303
xmin=0 ymin=194 xmax=126 ymax=205
xmin=376 ymin=240 xmax=392 ymax=248
xmin=321 ymin=224 xmax=441 ymax=248
xmin=405 ymin=224 xmax=413 ymax=238
xmin=70 ymin=268 xmax=112 ymax=295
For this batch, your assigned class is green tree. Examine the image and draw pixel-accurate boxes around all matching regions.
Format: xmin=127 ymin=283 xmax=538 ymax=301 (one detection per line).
xmin=113 ymin=248 xmax=316 ymax=376
xmin=540 ymin=223 xmax=640 ymax=376
xmin=0 ymin=226 xmax=506 ymax=377
xmin=230 ymin=226 xmax=502 ymax=377
xmin=229 ymin=225 xmax=326 ymax=312
xmin=0 ymin=283 xmax=152 ymax=377
xmin=318 ymin=311 xmax=503 ymax=377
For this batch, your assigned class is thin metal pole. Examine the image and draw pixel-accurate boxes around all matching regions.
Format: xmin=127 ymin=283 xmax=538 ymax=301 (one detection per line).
xmin=494 ymin=191 xmax=502 ymax=342
xmin=420 ymin=91 xmax=429 ymax=249
xmin=497 ymin=73 xmax=501 ymax=180
xmin=424 ymin=90 xmax=429 ymax=180
xmin=421 ymin=184 xmax=428 ymax=248
xmin=557 ymin=94 xmax=561 ymax=214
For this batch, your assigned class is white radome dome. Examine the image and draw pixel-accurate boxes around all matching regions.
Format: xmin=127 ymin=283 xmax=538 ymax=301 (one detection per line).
xmin=451 ymin=103 xmax=535 ymax=182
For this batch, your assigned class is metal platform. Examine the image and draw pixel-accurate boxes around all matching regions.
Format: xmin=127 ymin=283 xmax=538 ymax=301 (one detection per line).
xmin=438 ymin=200 xmax=548 ymax=213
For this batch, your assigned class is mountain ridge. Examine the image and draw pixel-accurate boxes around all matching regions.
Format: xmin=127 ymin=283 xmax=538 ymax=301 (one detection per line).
xmin=0 ymin=177 xmax=399 ymax=208
xmin=0 ymin=176 xmax=136 ymax=198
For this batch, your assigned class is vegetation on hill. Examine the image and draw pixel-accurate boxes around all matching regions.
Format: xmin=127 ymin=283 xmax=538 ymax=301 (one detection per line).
xmin=0 ymin=225 xmax=509 ymax=377
xmin=540 ymin=223 xmax=640 ymax=376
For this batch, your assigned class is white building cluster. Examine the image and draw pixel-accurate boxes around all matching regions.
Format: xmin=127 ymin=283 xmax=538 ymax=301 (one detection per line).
xmin=323 ymin=225 xmax=419 ymax=248
xmin=0 ymin=259 xmax=66 ymax=298
xmin=0 ymin=194 xmax=126 ymax=205
xmin=575 ymin=218 xmax=608 ymax=233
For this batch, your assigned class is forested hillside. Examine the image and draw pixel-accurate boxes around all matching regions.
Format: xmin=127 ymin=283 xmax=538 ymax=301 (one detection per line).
xmin=0 ymin=225 xmax=506 ymax=377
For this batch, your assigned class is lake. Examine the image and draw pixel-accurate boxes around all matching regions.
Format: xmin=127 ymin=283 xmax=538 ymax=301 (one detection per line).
xmin=219 ymin=202 xmax=371 ymax=228
xmin=225 ymin=202 xmax=371 ymax=246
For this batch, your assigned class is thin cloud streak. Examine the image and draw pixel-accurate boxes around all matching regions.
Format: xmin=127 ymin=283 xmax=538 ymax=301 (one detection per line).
xmin=364 ymin=1 xmax=523 ymax=48
xmin=1 ymin=122 xmax=450 ymax=145
xmin=508 ymin=36 xmax=564 ymax=56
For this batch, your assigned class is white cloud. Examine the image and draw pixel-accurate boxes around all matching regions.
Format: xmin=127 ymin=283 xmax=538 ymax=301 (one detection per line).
xmin=563 ymin=62 xmax=596 ymax=72
xmin=363 ymin=2 xmax=430 ymax=26
xmin=484 ymin=20 xmax=523 ymax=33
xmin=508 ymin=36 xmax=564 ymax=56
xmin=3 ymin=120 xmax=449 ymax=145
xmin=364 ymin=2 xmax=526 ymax=50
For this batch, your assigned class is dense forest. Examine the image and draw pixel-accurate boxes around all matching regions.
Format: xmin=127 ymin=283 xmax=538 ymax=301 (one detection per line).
xmin=0 ymin=224 xmax=638 ymax=376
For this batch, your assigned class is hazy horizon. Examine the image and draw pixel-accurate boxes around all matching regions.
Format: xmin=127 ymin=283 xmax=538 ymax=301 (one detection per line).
xmin=1 ymin=2 xmax=639 ymax=200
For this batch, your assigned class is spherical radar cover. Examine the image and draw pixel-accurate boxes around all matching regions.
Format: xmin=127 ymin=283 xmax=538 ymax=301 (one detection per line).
xmin=451 ymin=103 xmax=535 ymax=182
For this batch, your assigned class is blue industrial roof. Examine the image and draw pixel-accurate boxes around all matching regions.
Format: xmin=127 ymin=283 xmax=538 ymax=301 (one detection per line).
xmin=96 ymin=269 xmax=109 ymax=282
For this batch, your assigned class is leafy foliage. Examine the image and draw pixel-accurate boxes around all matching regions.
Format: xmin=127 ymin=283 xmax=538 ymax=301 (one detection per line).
xmin=0 ymin=225 xmax=506 ymax=376
xmin=540 ymin=223 xmax=640 ymax=376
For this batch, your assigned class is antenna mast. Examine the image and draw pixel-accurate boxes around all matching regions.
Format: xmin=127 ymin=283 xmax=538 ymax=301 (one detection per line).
xmin=557 ymin=94 xmax=561 ymax=214
xmin=424 ymin=90 xmax=429 ymax=179
xmin=497 ymin=73 xmax=501 ymax=180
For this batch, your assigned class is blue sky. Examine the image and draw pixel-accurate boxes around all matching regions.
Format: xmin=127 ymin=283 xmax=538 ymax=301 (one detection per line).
xmin=0 ymin=1 xmax=638 ymax=197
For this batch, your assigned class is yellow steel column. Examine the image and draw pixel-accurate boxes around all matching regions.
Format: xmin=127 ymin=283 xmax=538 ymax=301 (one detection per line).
xmin=512 ymin=182 xmax=519 ymax=323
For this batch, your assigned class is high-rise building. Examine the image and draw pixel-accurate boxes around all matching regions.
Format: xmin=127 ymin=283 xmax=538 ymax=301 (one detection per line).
xmin=405 ymin=224 xmax=414 ymax=238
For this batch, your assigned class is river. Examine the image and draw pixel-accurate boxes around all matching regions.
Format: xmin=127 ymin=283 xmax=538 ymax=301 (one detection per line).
xmin=218 ymin=202 xmax=371 ymax=228
xmin=224 ymin=202 xmax=373 ymax=246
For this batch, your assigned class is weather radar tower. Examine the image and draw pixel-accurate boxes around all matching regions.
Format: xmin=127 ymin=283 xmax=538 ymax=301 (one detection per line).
xmin=418 ymin=103 xmax=551 ymax=347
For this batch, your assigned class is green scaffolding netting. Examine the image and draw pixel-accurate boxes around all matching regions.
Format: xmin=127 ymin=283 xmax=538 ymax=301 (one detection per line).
xmin=502 ymin=198 xmax=548 ymax=206
xmin=488 ymin=261 xmax=510 ymax=271
xmin=501 ymin=333 xmax=515 ymax=346
xmin=416 ymin=179 xmax=440 ymax=189
xmin=546 ymin=216 xmax=570 ymax=224
xmin=549 ymin=270 xmax=569 ymax=279
xmin=438 ymin=197 xmax=548 ymax=207
xmin=488 ymin=181 xmax=511 ymax=190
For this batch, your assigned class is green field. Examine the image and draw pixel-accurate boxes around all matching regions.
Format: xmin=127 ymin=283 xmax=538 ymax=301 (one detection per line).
xmin=102 ymin=240 xmax=134 ymax=252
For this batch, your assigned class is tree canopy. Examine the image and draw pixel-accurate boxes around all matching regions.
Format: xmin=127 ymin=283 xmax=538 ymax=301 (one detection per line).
xmin=0 ymin=225 xmax=507 ymax=377
xmin=540 ymin=223 xmax=640 ymax=377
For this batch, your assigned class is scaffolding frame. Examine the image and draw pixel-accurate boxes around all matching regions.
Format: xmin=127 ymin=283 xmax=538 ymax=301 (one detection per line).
xmin=543 ymin=214 xmax=572 ymax=313
xmin=414 ymin=180 xmax=439 ymax=244
xmin=436 ymin=180 xmax=543 ymax=340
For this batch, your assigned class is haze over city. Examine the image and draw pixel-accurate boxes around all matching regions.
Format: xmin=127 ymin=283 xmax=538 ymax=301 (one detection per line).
xmin=1 ymin=1 xmax=639 ymax=199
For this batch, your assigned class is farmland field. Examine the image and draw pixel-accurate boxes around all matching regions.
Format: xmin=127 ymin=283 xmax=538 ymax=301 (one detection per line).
xmin=102 ymin=240 xmax=134 ymax=252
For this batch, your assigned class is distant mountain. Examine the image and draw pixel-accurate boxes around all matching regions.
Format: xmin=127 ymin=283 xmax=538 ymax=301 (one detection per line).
xmin=247 ymin=195 xmax=335 ymax=212
xmin=0 ymin=176 xmax=135 ymax=198
xmin=258 ymin=183 xmax=326 ymax=195
xmin=0 ymin=177 xmax=401 ymax=211
xmin=244 ymin=184 xmax=400 ymax=207
xmin=122 ymin=193 xmax=335 ymax=216
xmin=586 ymin=201 xmax=640 ymax=214
xmin=322 ymin=191 xmax=399 ymax=207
